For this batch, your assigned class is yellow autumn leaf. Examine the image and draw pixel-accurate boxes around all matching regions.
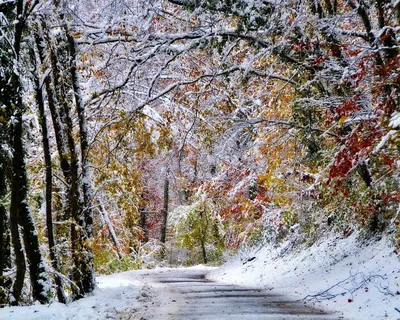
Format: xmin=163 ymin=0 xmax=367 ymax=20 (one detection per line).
xmin=338 ymin=116 xmax=347 ymax=126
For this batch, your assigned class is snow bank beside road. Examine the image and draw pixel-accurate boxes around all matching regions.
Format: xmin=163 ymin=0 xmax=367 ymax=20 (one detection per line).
xmin=0 ymin=266 xmax=215 ymax=320
xmin=0 ymin=272 xmax=145 ymax=320
xmin=208 ymin=233 xmax=400 ymax=320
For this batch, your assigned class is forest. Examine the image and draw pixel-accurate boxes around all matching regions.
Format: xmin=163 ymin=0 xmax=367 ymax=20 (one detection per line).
xmin=0 ymin=0 xmax=399 ymax=307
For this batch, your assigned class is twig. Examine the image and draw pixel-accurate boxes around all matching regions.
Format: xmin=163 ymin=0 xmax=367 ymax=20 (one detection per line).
xmin=301 ymin=272 xmax=393 ymax=302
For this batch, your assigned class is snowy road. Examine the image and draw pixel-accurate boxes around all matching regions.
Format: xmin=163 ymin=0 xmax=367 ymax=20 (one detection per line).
xmin=137 ymin=268 xmax=339 ymax=320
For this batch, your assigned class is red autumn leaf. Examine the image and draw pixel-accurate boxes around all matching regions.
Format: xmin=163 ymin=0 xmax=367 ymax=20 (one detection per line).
xmin=329 ymin=123 xmax=382 ymax=183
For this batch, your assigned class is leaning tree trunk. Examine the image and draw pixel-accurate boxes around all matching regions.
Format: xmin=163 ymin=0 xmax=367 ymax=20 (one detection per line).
xmin=98 ymin=203 xmax=123 ymax=259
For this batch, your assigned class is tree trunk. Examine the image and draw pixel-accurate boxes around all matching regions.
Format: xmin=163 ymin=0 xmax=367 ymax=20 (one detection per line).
xmin=39 ymin=16 xmax=95 ymax=299
xmin=34 ymin=26 xmax=71 ymax=185
xmin=32 ymin=58 xmax=66 ymax=304
xmin=0 ymin=2 xmax=13 ymax=305
xmin=199 ymin=210 xmax=207 ymax=264
xmin=40 ymin=19 xmax=84 ymax=299
xmin=0 ymin=150 xmax=11 ymax=305
xmin=160 ymin=178 xmax=170 ymax=244
xmin=6 ymin=0 xmax=50 ymax=304
xmin=1 ymin=17 xmax=26 ymax=303
xmin=200 ymin=236 xmax=208 ymax=264
xmin=67 ymin=30 xmax=95 ymax=294
xmin=9 ymin=183 xmax=26 ymax=305
xmin=98 ymin=203 xmax=123 ymax=259
xmin=357 ymin=162 xmax=372 ymax=188
xmin=34 ymin=26 xmax=75 ymax=300
xmin=139 ymin=207 xmax=148 ymax=243
xmin=11 ymin=108 xmax=50 ymax=304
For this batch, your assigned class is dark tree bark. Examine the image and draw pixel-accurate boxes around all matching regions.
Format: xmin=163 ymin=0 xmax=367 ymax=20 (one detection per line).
xmin=67 ymin=31 xmax=95 ymax=294
xmin=38 ymin=15 xmax=96 ymax=299
xmin=50 ymin=37 xmax=84 ymax=298
xmin=0 ymin=11 xmax=13 ymax=300
xmin=38 ymin=19 xmax=84 ymax=299
xmin=200 ymin=236 xmax=208 ymax=264
xmin=2 ymin=0 xmax=50 ymax=305
xmin=139 ymin=207 xmax=148 ymax=243
xmin=34 ymin=25 xmax=72 ymax=185
xmin=0 ymin=149 xmax=11 ymax=305
xmin=357 ymin=162 xmax=372 ymax=188
xmin=10 ymin=108 xmax=50 ymax=303
xmin=160 ymin=178 xmax=170 ymax=244
xmin=13 ymin=0 xmax=50 ymax=304
xmin=32 ymin=54 xmax=66 ymax=303
xmin=9 ymin=180 xmax=26 ymax=305
xmin=1 ymin=32 xmax=26 ymax=302
xmin=199 ymin=210 xmax=208 ymax=264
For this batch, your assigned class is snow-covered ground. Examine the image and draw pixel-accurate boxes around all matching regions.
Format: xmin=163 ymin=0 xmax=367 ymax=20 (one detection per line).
xmin=1 ymin=233 xmax=399 ymax=319
xmin=0 ymin=272 xmax=148 ymax=320
xmin=208 ymin=232 xmax=400 ymax=320
xmin=0 ymin=266 xmax=216 ymax=320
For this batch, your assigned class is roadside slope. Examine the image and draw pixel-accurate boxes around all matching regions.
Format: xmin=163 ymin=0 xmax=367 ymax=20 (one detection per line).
xmin=208 ymin=232 xmax=400 ymax=320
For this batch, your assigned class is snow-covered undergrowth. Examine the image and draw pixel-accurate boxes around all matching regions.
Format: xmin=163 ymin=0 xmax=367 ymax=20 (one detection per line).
xmin=208 ymin=232 xmax=400 ymax=319
xmin=0 ymin=273 xmax=148 ymax=320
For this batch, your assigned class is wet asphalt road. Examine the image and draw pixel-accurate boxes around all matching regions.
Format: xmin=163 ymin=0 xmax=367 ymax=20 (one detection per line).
xmin=145 ymin=268 xmax=341 ymax=320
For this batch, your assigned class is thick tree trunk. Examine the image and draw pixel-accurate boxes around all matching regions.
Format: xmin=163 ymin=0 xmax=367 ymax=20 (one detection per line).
xmin=1 ymin=15 xmax=26 ymax=303
xmin=0 ymin=151 xmax=11 ymax=305
xmin=11 ymin=109 xmax=50 ymax=304
xmin=9 ymin=186 xmax=25 ymax=305
xmin=5 ymin=0 xmax=50 ymax=304
xmin=0 ymin=3 xmax=13 ymax=306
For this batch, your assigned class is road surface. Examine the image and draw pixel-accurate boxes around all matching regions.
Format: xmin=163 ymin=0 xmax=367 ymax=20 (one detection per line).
xmin=136 ymin=268 xmax=340 ymax=320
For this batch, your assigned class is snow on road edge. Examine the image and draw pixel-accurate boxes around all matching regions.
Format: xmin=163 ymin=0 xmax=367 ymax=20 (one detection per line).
xmin=0 ymin=266 xmax=216 ymax=320
xmin=0 ymin=272 xmax=147 ymax=320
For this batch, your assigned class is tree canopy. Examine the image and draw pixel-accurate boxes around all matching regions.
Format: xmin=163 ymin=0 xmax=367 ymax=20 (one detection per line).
xmin=0 ymin=0 xmax=398 ymax=305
